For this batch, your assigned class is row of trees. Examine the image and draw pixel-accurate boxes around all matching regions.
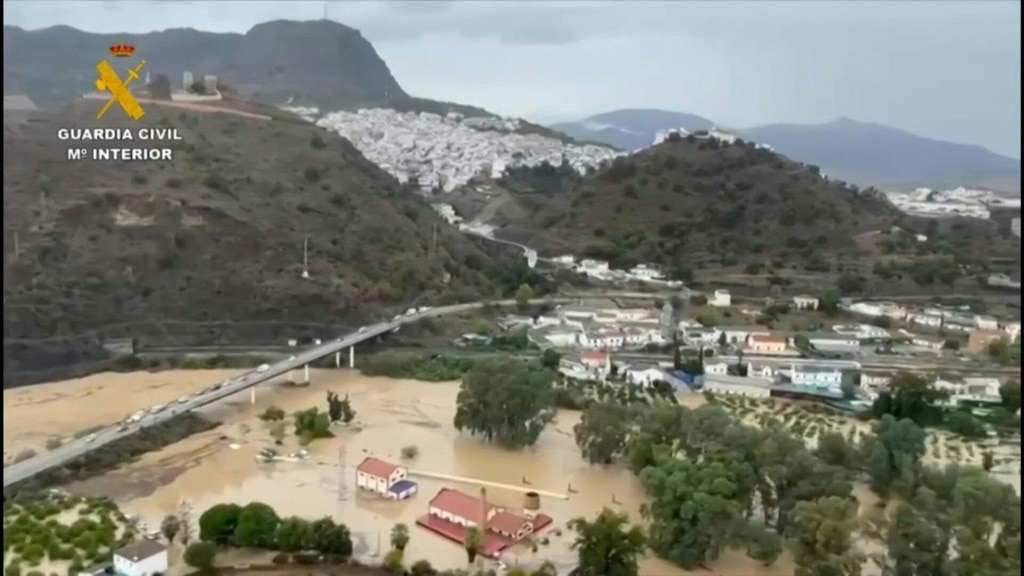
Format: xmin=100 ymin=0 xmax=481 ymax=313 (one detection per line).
xmin=571 ymin=399 xmax=1021 ymax=575
xmin=183 ymin=501 xmax=354 ymax=570
xmin=871 ymin=371 xmax=1021 ymax=435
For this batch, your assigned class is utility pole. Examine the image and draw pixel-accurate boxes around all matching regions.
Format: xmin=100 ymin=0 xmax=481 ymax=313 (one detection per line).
xmin=12 ymin=232 xmax=19 ymax=261
xmin=301 ymin=236 xmax=310 ymax=279
xmin=323 ymin=2 xmax=328 ymax=19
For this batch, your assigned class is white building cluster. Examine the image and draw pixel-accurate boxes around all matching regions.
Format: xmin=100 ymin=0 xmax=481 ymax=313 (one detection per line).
xmin=315 ymin=108 xmax=621 ymax=193
xmin=884 ymin=187 xmax=1021 ymax=220
xmin=548 ymin=255 xmax=684 ymax=287
xmin=844 ymin=300 xmax=1017 ymax=339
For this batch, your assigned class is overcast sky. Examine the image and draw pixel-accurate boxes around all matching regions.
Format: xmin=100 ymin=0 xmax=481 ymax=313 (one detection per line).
xmin=5 ymin=0 xmax=1021 ymax=158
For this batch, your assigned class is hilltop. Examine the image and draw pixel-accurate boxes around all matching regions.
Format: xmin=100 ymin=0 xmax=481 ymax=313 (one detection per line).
xmin=489 ymin=133 xmax=1020 ymax=288
xmin=3 ymin=21 xmax=404 ymax=111
xmin=551 ymin=109 xmax=716 ymax=151
xmin=550 ymin=110 xmax=1021 ymax=193
xmin=3 ymin=99 xmax=523 ymax=376
xmin=2 ymin=21 xmax=581 ymax=147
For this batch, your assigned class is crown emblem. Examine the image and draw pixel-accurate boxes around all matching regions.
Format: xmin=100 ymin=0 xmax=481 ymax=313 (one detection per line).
xmin=109 ymin=44 xmax=136 ymax=58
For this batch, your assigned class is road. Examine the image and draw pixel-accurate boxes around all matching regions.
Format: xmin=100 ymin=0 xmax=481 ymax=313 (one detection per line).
xmin=3 ymin=297 xmax=574 ymax=489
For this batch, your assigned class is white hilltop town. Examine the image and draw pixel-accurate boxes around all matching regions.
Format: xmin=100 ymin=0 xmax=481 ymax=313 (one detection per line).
xmin=884 ymin=186 xmax=1022 ymax=220
xmin=291 ymin=107 xmax=622 ymax=193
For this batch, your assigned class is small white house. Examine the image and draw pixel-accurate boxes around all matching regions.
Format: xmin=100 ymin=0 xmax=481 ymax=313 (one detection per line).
xmin=113 ymin=540 xmax=167 ymax=576
xmin=704 ymin=361 xmax=729 ymax=376
xmin=792 ymin=296 xmax=820 ymax=311
xmin=709 ymin=289 xmax=732 ymax=307
xmin=624 ymin=365 xmax=665 ymax=387
xmin=355 ymin=457 xmax=418 ymax=500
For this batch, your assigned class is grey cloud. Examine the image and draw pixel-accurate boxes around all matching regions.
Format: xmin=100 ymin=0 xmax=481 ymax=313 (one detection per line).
xmin=2 ymin=0 xmax=1019 ymax=157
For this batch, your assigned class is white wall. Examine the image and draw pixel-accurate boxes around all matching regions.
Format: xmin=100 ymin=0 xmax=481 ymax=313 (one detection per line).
xmin=114 ymin=551 xmax=167 ymax=576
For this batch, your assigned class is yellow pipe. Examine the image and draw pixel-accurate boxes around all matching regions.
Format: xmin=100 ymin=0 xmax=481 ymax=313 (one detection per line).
xmin=408 ymin=469 xmax=569 ymax=500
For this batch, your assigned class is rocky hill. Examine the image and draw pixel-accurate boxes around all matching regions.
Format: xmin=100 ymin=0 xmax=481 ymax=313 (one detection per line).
xmin=494 ymin=133 xmax=1020 ymax=285
xmin=3 ymin=20 xmax=405 ymax=110
xmin=551 ymin=109 xmax=1021 ymax=193
xmin=3 ymin=100 xmax=523 ymax=376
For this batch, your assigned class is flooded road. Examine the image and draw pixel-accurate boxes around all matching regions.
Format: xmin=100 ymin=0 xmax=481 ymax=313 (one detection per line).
xmin=5 ymin=369 xmax=795 ymax=575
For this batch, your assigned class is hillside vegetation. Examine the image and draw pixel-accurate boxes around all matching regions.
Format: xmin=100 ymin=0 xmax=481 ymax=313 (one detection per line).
xmin=3 ymin=100 xmax=521 ymax=373
xmin=498 ymin=134 xmax=1019 ymax=287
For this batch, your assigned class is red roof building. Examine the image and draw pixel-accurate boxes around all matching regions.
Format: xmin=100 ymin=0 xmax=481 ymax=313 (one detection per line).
xmin=356 ymin=457 xmax=399 ymax=478
xmin=355 ymin=457 xmax=417 ymax=500
xmin=418 ymin=487 xmax=554 ymax=558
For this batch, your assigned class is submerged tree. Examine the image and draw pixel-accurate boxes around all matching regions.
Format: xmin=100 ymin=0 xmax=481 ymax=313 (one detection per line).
xmin=453 ymin=359 xmax=555 ymax=448
xmin=569 ymin=508 xmax=646 ymax=576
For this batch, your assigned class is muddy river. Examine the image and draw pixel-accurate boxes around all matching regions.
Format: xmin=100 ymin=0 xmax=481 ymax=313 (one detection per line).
xmin=4 ymin=369 xmax=802 ymax=575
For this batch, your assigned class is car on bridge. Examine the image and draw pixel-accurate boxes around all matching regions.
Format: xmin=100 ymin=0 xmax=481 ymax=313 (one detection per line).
xmin=257 ymin=364 xmax=270 ymax=373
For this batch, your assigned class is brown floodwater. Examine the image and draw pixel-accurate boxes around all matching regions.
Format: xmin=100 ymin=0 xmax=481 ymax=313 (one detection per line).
xmin=6 ymin=368 xmax=797 ymax=575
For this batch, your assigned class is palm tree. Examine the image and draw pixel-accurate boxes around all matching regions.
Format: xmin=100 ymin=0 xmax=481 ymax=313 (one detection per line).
xmin=160 ymin=514 xmax=181 ymax=544
xmin=390 ymin=522 xmax=410 ymax=552
xmin=568 ymin=508 xmax=646 ymax=576
xmin=463 ymin=527 xmax=482 ymax=564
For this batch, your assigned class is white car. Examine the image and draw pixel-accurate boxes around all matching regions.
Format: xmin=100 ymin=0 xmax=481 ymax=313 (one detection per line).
xmin=357 ymin=326 xmax=367 ymax=333
xmin=288 ymin=355 xmax=297 ymax=362
xmin=177 ymin=396 xmax=189 ymax=404
xmin=84 ymin=434 xmax=97 ymax=443
xmin=256 ymin=364 xmax=270 ymax=373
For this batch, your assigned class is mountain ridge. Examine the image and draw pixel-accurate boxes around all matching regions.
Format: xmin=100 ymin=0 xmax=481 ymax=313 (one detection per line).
xmin=3 ymin=21 xmax=406 ymax=111
xmin=551 ymin=109 xmax=1021 ymax=193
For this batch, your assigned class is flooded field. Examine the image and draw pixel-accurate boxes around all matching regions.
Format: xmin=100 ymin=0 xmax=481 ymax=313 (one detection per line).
xmin=4 ymin=369 xmax=796 ymax=575
xmin=6 ymin=369 xmax=1018 ymax=575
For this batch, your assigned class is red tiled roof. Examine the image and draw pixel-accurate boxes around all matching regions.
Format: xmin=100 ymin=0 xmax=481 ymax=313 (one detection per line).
xmin=429 ymin=488 xmax=487 ymax=523
xmin=356 ymin=457 xmax=399 ymax=478
xmin=489 ymin=511 xmax=530 ymax=534
xmin=582 ymin=352 xmax=609 ymax=361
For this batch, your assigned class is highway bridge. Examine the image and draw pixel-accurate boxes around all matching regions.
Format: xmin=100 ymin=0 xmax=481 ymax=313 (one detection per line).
xmin=3 ymin=297 xmax=578 ymax=489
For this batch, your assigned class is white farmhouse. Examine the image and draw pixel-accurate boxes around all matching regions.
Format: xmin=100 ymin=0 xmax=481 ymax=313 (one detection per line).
xmin=355 ymin=457 xmax=418 ymax=500
xmin=792 ymin=296 xmax=820 ymax=311
xmin=709 ymin=289 xmax=732 ymax=307
xmin=113 ymin=540 xmax=168 ymax=576
xmin=704 ymin=361 xmax=729 ymax=376
xmin=623 ymin=365 xmax=665 ymax=387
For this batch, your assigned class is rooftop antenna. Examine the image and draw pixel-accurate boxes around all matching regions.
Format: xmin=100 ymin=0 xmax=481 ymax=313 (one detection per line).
xmin=323 ymin=2 xmax=328 ymax=19
xmin=301 ymin=236 xmax=310 ymax=279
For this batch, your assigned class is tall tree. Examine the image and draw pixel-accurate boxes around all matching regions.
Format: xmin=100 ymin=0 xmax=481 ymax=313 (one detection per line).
xmin=640 ymin=457 xmax=746 ymax=569
xmin=160 ymin=514 xmax=180 ymax=544
xmin=568 ymin=508 xmax=647 ymax=576
xmin=790 ymin=496 xmax=865 ymax=576
xmin=573 ymin=402 xmax=635 ymax=464
xmin=198 ymin=503 xmax=242 ymax=545
xmin=233 ymin=502 xmax=280 ymax=549
xmin=390 ymin=523 xmax=410 ymax=552
xmin=515 ymin=283 xmax=535 ymax=309
xmin=865 ymin=415 xmax=927 ymax=497
xmin=464 ymin=527 xmax=481 ymax=564
xmin=453 ymin=359 xmax=555 ymax=448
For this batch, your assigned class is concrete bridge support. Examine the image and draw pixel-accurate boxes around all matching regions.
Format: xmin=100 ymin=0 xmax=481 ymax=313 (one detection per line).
xmin=304 ymin=364 xmax=310 ymax=383
xmin=250 ymin=385 xmax=256 ymax=405
xmin=349 ymin=346 xmax=355 ymax=368
xmin=335 ymin=351 xmax=341 ymax=368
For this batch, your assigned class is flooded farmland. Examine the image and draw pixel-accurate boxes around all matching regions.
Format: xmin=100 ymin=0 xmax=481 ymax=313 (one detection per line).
xmin=4 ymin=368 xmax=797 ymax=575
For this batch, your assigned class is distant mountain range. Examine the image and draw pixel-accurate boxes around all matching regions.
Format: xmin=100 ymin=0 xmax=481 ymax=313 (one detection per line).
xmin=552 ymin=109 xmax=1021 ymax=193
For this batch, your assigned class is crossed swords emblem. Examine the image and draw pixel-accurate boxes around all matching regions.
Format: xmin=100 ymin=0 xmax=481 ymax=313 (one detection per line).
xmin=94 ymin=59 xmax=147 ymax=120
